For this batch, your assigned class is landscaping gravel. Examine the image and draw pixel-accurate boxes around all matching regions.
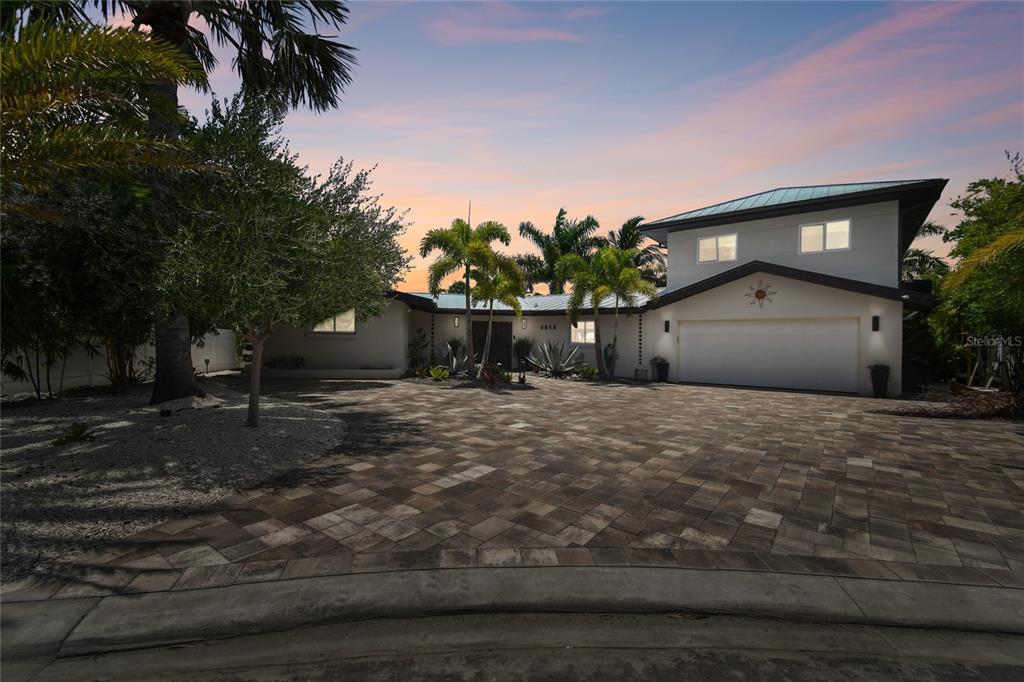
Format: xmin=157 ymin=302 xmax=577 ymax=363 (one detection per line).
xmin=0 ymin=381 xmax=347 ymax=579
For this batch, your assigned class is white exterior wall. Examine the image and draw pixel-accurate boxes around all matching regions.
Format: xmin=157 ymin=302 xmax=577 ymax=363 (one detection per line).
xmin=262 ymin=300 xmax=410 ymax=378
xmin=1 ymin=329 xmax=239 ymax=395
xmin=666 ymin=200 xmax=900 ymax=288
xmin=641 ymin=272 xmax=903 ymax=395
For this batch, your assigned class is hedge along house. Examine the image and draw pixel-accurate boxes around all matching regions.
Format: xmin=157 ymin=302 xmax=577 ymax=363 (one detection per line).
xmin=260 ymin=179 xmax=945 ymax=396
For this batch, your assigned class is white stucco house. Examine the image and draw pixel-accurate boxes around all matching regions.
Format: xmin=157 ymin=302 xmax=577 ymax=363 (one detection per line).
xmin=262 ymin=179 xmax=947 ymax=396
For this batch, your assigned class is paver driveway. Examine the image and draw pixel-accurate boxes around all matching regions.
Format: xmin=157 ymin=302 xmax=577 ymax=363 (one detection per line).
xmin=26 ymin=378 xmax=1024 ymax=598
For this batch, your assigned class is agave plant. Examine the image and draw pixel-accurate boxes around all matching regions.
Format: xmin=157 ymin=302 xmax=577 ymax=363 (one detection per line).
xmin=513 ymin=336 xmax=535 ymax=370
xmin=528 ymin=341 xmax=582 ymax=378
xmin=440 ymin=339 xmax=470 ymax=375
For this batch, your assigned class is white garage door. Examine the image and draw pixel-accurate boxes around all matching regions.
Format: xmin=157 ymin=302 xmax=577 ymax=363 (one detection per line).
xmin=678 ymin=318 xmax=859 ymax=393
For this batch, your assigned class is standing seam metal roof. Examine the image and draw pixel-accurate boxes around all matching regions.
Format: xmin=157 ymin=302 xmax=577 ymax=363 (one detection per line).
xmin=643 ymin=180 xmax=938 ymax=226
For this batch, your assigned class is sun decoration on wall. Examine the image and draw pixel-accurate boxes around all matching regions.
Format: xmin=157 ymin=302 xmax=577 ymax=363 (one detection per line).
xmin=744 ymin=280 xmax=777 ymax=308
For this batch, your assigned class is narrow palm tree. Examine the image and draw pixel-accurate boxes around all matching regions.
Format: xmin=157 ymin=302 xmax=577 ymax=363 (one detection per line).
xmin=943 ymin=228 xmax=1024 ymax=291
xmin=90 ymin=0 xmax=358 ymax=404
xmin=1 ymin=17 xmax=206 ymax=200
xmin=557 ymin=246 xmax=658 ymax=380
xmin=605 ymin=216 xmax=667 ymax=286
xmin=516 ymin=208 xmax=603 ymax=294
xmin=473 ymin=262 xmax=524 ymax=370
xmin=420 ymin=219 xmax=512 ymax=377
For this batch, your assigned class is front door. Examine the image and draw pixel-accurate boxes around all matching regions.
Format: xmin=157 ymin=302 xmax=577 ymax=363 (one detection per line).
xmin=472 ymin=320 xmax=513 ymax=368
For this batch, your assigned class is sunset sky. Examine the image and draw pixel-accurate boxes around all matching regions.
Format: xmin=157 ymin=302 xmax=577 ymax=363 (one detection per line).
xmin=174 ymin=1 xmax=1024 ymax=291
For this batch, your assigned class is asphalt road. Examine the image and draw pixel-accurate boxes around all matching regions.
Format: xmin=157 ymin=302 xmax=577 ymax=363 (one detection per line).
xmin=14 ymin=612 xmax=1024 ymax=681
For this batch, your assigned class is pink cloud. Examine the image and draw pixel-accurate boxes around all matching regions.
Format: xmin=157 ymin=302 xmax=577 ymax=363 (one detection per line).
xmin=426 ymin=18 xmax=584 ymax=45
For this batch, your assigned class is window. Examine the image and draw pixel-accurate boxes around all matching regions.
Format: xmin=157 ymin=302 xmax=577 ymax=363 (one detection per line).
xmin=697 ymin=234 xmax=737 ymax=263
xmin=312 ymin=309 xmax=356 ymax=334
xmin=571 ymin=320 xmax=596 ymax=344
xmin=800 ymin=219 xmax=850 ymax=253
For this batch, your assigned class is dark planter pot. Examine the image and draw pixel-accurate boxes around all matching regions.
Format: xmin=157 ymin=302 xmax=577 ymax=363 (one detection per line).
xmin=652 ymin=362 xmax=669 ymax=382
xmin=869 ymin=365 xmax=891 ymax=398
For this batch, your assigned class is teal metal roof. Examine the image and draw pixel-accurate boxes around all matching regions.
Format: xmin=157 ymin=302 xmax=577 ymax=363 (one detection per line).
xmin=644 ymin=180 xmax=940 ymax=227
xmin=404 ymin=291 xmax=659 ymax=314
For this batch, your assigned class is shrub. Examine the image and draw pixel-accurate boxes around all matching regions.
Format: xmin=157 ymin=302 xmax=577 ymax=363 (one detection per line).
xmin=479 ymin=362 xmax=501 ymax=387
xmin=499 ymin=370 xmax=513 ymax=384
xmin=576 ymin=364 xmax=598 ymax=381
xmin=429 ymin=366 xmax=450 ymax=382
xmin=513 ymin=336 xmax=535 ymax=369
xmin=51 ymin=422 xmax=94 ymax=446
xmin=529 ymin=341 xmax=582 ymax=378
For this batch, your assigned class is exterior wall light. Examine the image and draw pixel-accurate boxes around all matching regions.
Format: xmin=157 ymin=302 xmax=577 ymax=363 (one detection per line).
xmin=664 ymin=320 xmax=670 ymax=333
xmin=872 ymin=315 xmax=880 ymax=332
xmin=454 ymin=316 xmax=460 ymax=328
xmin=521 ymin=318 xmax=527 ymax=329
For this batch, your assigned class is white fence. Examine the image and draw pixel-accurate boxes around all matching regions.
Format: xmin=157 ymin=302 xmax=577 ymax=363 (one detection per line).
xmin=1 ymin=329 xmax=239 ymax=396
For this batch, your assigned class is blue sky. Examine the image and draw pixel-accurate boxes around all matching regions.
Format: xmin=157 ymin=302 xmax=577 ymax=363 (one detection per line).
xmin=164 ymin=1 xmax=1024 ymax=288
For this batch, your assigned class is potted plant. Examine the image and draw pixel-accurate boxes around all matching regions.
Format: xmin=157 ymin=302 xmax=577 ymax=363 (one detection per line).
xmin=868 ymin=364 xmax=891 ymax=398
xmin=650 ymin=356 xmax=669 ymax=382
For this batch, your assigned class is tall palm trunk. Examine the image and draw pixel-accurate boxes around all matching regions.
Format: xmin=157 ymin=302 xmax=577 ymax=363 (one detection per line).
xmin=480 ymin=301 xmax=495 ymax=370
xmin=148 ymin=8 xmax=202 ymax=404
xmin=463 ymin=266 xmax=475 ymax=378
xmin=593 ymin=305 xmax=608 ymax=380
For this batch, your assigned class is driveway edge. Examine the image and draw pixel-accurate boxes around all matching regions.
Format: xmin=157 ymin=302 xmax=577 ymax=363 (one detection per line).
xmin=29 ymin=567 xmax=1024 ymax=658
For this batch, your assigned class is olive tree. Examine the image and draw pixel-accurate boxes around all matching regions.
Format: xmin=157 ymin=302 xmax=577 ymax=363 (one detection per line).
xmin=166 ymin=96 xmax=408 ymax=425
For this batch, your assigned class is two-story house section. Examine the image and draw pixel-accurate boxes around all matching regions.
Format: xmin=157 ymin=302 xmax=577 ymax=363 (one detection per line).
xmin=639 ymin=179 xmax=947 ymax=394
xmin=258 ymin=179 xmax=945 ymax=397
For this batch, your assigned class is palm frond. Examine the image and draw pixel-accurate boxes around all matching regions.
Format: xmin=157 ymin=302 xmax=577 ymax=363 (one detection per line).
xmin=943 ymin=228 xmax=1024 ymax=291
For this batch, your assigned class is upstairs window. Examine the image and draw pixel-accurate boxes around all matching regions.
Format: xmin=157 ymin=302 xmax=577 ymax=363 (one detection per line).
xmin=800 ymin=219 xmax=850 ymax=253
xmin=571 ymin=320 xmax=596 ymax=344
xmin=312 ymin=309 xmax=356 ymax=334
xmin=697 ymin=234 xmax=737 ymax=263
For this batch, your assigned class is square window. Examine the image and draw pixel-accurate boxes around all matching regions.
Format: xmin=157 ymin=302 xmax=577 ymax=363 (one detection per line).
xmin=571 ymin=320 xmax=595 ymax=344
xmin=826 ymin=220 xmax=850 ymax=249
xmin=698 ymin=235 xmax=738 ymax=263
xmin=312 ymin=308 xmax=356 ymax=333
xmin=800 ymin=224 xmax=824 ymax=253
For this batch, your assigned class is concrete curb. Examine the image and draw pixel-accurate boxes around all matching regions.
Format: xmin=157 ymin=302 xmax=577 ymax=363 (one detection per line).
xmin=4 ymin=567 xmax=1023 ymax=660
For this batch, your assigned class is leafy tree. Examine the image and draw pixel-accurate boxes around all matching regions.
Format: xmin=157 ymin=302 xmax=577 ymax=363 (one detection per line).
xmin=557 ymin=246 xmax=658 ymax=380
xmin=90 ymin=0 xmax=358 ymax=405
xmin=605 ymin=216 xmax=667 ymax=286
xmin=1 ymin=179 xmax=162 ymax=395
xmin=166 ymin=96 xmax=408 ymax=426
xmin=934 ymin=154 xmax=1024 ymax=391
xmin=446 ymin=280 xmax=468 ymax=294
xmin=516 ymin=208 xmax=603 ymax=294
xmin=0 ymin=12 xmax=205 ymax=206
xmin=901 ymin=221 xmax=949 ymax=281
xmin=420 ymin=219 xmax=512 ymax=378
xmin=472 ymin=258 xmax=524 ymax=370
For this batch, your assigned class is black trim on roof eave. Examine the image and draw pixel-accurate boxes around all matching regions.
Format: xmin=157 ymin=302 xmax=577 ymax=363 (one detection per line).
xmin=640 ymin=261 xmax=934 ymax=311
xmin=641 ymin=179 xmax=948 ymax=233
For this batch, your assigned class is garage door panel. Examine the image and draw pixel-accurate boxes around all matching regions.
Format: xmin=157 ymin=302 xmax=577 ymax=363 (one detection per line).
xmin=678 ymin=319 xmax=859 ymax=393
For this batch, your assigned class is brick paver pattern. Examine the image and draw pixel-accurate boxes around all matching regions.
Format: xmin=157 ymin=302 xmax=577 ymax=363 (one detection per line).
xmin=32 ymin=378 xmax=1024 ymax=597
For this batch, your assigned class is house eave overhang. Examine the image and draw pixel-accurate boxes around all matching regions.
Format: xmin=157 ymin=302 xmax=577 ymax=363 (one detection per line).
xmin=642 ymin=261 xmax=935 ymax=311
xmin=641 ymin=179 xmax=948 ymax=254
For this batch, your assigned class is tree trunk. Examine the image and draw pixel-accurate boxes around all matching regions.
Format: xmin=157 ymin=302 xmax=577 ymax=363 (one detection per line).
xmin=480 ymin=302 xmax=494 ymax=371
xmin=464 ymin=266 xmax=475 ymax=378
xmin=148 ymin=14 xmax=202 ymax=404
xmin=150 ymin=312 xmax=202 ymax=403
xmin=246 ymin=336 xmax=264 ymax=428
xmin=593 ymin=306 xmax=608 ymax=380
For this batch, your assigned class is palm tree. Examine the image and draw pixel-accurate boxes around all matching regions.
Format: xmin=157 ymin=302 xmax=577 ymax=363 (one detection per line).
xmin=420 ymin=219 xmax=512 ymax=378
xmin=557 ymin=246 xmax=658 ymax=380
xmin=516 ymin=208 xmax=603 ymax=294
xmin=605 ymin=216 xmax=667 ymax=286
xmin=943 ymin=228 xmax=1024 ymax=291
xmin=90 ymin=0 xmax=358 ymax=404
xmin=1 ymin=16 xmax=206 ymax=200
xmin=472 ymin=262 xmax=524 ymax=370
